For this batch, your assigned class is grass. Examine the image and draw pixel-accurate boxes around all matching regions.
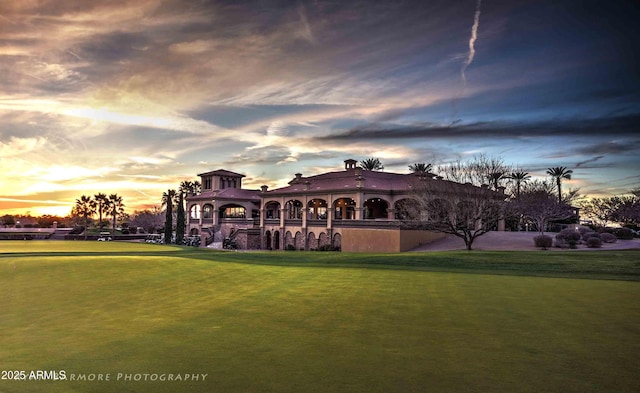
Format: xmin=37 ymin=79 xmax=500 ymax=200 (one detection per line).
xmin=1 ymin=241 xmax=639 ymax=392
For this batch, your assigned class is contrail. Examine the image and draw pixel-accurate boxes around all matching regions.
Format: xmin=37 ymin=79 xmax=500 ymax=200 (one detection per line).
xmin=461 ymin=0 xmax=482 ymax=91
xmin=67 ymin=50 xmax=83 ymax=60
xmin=451 ymin=0 xmax=482 ymax=126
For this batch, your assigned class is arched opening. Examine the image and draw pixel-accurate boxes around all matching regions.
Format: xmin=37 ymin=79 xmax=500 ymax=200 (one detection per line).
xmin=318 ymin=232 xmax=329 ymax=248
xmin=285 ymin=231 xmax=294 ymax=250
xmin=265 ymin=201 xmax=281 ymax=219
xmin=202 ymin=204 xmax=214 ymax=219
xmin=307 ymin=232 xmax=317 ymax=250
xmin=307 ymin=199 xmax=327 ymax=220
xmin=333 ymin=198 xmax=356 ymax=220
xmin=190 ymin=205 xmax=201 ymax=220
xmin=285 ymin=200 xmax=303 ymax=219
xmin=332 ymin=233 xmax=342 ymax=251
xmin=394 ymin=198 xmax=417 ymax=220
xmin=189 ymin=228 xmax=199 ymax=236
xmin=265 ymin=230 xmax=272 ymax=250
xmin=295 ymin=231 xmax=304 ymax=250
xmin=274 ymin=231 xmax=280 ymax=250
xmin=364 ymin=198 xmax=388 ymax=219
xmin=219 ymin=204 xmax=246 ymax=219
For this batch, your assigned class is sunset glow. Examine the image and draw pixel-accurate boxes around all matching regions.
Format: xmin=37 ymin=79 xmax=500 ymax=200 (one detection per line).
xmin=1 ymin=0 xmax=638 ymax=216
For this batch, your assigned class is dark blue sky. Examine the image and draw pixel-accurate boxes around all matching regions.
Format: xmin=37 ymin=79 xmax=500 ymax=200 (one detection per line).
xmin=0 ymin=0 xmax=638 ymax=214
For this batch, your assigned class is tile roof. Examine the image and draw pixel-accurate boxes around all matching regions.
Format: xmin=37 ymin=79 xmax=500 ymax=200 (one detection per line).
xmin=197 ymin=169 xmax=245 ymax=178
xmin=266 ymin=168 xmax=420 ymax=195
xmin=187 ymin=187 xmax=260 ymax=202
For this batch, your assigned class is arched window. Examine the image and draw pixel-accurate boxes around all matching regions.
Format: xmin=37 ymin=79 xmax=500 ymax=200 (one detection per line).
xmin=307 ymin=199 xmax=327 ymax=220
xmin=394 ymin=199 xmax=416 ymax=220
xmin=265 ymin=230 xmax=272 ymax=250
xmin=219 ymin=204 xmax=246 ymax=218
xmin=364 ymin=198 xmax=389 ymax=219
xmin=333 ymin=198 xmax=356 ymax=220
xmin=285 ymin=200 xmax=303 ymax=219
xmin=190 ymin=205 xmax=201 ymax=219
xmin=265 ymin=201 xmax=281 ymax=219
xmin=202 ymin=204 xmax=214 ymax=219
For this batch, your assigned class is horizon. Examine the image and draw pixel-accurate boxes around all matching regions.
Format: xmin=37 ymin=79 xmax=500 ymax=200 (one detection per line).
xmin=1 ymin=0 xmax=639 ymax=217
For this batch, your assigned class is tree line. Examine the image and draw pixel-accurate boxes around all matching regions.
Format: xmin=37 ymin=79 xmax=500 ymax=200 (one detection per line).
xmin=72 ymin=193 xmax=126 ymax=240
xmin=160 ymin=180 xmax=201 ymax=244
xmin=361 ymin=155 xmax=638 ymax=250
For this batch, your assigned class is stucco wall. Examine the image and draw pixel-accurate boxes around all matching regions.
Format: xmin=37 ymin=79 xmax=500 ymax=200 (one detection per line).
xmin=341 ymin=228 xmax=445 ymax=252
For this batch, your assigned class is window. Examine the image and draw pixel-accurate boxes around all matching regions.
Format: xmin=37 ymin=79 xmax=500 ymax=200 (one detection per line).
xmin=203 ymin=176 xmax=212 ymax=190
xmin=286 ymin=200 xmax=303 ymax=219
xmin=220 ymin=206 xmax=246 ymax=218
xmin=203 ymin=204 xmax=213 ymax=219
xmin=190 ymin=205 xmax=201 ymax=219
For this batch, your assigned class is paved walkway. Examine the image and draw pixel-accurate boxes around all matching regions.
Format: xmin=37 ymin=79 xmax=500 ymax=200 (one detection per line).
xmin=411 ymin=231 xmax=640 ymax=252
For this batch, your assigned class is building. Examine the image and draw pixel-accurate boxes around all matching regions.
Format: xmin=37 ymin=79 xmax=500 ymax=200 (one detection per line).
xmin=186 ymin=159 xmax=505 ymax=252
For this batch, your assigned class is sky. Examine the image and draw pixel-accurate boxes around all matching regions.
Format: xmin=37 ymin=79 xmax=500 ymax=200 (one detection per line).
xmin=1 ymin=0 xmax=639 ymax=216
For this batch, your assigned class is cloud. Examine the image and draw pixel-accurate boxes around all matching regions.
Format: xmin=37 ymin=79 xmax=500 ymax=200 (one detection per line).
xmin=575 ymin=156 xmax=605 ymax=168
xmin=0 ymin=137 xmax=47 ymax=157
xmin=574 ymin=141 xmax=640 ymax=155
xmin=314 ymin=114 xmax=640 ymax=142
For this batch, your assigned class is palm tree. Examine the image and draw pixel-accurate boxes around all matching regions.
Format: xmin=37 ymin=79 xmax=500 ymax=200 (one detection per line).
xmin=93 ymin=193 xmax=109 ymax=230
xmin=360 ymin=158 xmax=384 ymax=171
xmin=73 ymin=195 xmax=95 ymax=240
xmin=176 ymin=181 xmax=197 ymax=245
xmin=487 ymin=171 xmax=507 ymax=191
xmin=107 ymin=194 xmax=124 ymax=237
xmin=546 ymin=166 xmax=573 ymax=203
xmin=180 ymin=180 xmax=200 ymax=196
xmin=162 ymin=189 xmax=176 ymax=244
xmin=408 ymin=162 xmax=433 ymax=174
xmin=508 ymin=171 xmax=531 ymax=199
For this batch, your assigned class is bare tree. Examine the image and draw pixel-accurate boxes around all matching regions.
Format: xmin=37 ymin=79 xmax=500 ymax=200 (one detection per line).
xmin=130 ymin=207 xmax=164 ymax=234
xmin=403 ymin=176 xmax=506 ymax=250
xmin=437 ymin=154 xmax=511 ymax=188
xmin=579 ymin=197 xmax=618 ymax=228
xmin=607 ymin=191 xmax=640 ymax=227
xmin=509 ymin=188 xmax=574 ymax=234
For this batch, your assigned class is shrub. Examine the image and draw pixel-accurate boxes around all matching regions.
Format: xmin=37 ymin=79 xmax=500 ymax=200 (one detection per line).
xmin=534 ymin=235 xmax=553 ymax=249
xmin=582 ymin=232 xmax=600 ymax=241
xmin=586 ymin=237 xmax=602 ymax=248
xmin=577 ymin=226 xmax=591 ymax=236
xmin=600 ymin=233 xmax=617 ymax=243
xmin=285 ymin=244 xmax=296 ymax=251
xmin=556 ymin=229 xmax=581 ymax=243
xmin=612 ymin=227 xmax=634 ymax=240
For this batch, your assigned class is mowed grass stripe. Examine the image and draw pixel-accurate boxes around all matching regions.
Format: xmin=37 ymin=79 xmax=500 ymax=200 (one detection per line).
xmin=3 ymin=241 xmax=640 ymax=281
xmin=1 ymin=243 xmax=639 ymax=392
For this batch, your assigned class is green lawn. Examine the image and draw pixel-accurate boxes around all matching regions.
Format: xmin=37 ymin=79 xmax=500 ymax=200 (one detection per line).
xmin=1 ymin=241 xmax=639 ymax=392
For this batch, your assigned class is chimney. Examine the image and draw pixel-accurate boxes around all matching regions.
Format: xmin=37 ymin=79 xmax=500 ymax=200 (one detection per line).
xmin=344 ymin=159 xmax=357 ymax=170
xmin=261 ymin=185 xmax=268 ymax=193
